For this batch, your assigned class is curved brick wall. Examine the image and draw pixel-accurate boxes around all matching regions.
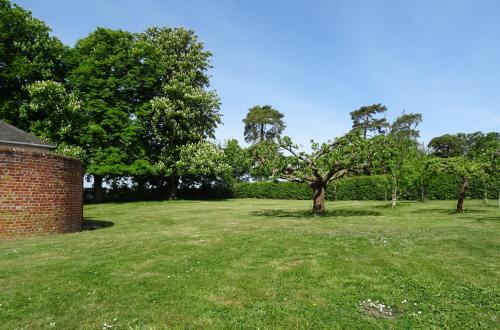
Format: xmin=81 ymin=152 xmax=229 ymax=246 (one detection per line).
xmin=0 ymin=146 xmax=83 ymax=238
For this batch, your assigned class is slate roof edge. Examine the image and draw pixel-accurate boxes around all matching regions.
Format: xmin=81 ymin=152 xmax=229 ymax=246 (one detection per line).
xmin=0 ymin=120 xmax=56 ymax=149
xmin=0 ymin=139 xmax=56 ymax=148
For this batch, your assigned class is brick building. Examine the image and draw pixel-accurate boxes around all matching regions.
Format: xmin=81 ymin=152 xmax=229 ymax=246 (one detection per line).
xmin=0 ymin=120 xmax=83 ymax=238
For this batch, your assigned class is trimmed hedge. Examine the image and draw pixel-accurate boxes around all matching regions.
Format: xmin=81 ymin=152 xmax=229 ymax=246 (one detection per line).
xmin=232 ymin=176 xmax=391 ymax=201
xmin=331 ymin=175 xmax=390 ymax=200
xmin=232 ymin=181 xmax=312 ymax=200
xmin=84 ymin=174 xmax=499 ymax=203
xmin=232 ymin=174 xmax=500 ymax=201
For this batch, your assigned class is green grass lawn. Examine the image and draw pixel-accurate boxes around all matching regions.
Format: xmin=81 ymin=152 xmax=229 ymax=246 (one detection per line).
xmin=1 ymin=199 xmax=499 ymax=329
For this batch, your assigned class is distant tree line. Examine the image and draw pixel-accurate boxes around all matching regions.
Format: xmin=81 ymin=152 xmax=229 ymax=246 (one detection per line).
xmin=2 ymin=0 xmax=498 ymax=212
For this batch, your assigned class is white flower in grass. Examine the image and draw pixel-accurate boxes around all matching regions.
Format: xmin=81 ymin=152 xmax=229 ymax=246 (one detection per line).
xmin=102 ymin=322 xmax=113 ymax=329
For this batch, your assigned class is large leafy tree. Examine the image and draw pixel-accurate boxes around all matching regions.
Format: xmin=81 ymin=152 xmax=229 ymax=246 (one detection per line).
xmin=0 ymin=0 xmax=67 ymax=126
xmin=428 ymin=157 xmax=486 ymax=213
xmin=68 ymin=28 xmax=144 ymax=202
xmin=429 ymin=131 xmax=499 ymax=203
xmin=428 ymin=131 xmax=499 ymax=159
xmin=350 ymin=104 xmax=389 ymax=138
xmin=253 ymin=131 xmax=366 ymax=213
xmin=136 ymin=27 xmax=221 ymax=199
xmin=372 ymin=112 xmax=422 ymax=208
xmin=243 ymin=105 xmax=285 ymax=144
xmin=428 ymin=134 xmax=465 ymax=158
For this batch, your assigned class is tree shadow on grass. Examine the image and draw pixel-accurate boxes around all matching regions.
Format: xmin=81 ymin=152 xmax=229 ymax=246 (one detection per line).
xmin=475 ymin=216 xmax=500 ymax=223
xmin=82 ymin=218 xmax=114 ymax=231
xmin=250 ymin=209 xmax=381 ymax=219
xmin=410 ymin=208 xmax=489 ymax=215
xmin=372 ymin=201 xmax=420 ymax=209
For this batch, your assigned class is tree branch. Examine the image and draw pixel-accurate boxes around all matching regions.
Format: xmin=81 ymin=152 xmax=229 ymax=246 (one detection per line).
xmin=280 ymin=141 xmax=312 ymax=164
xmin=326 ymin=168 xmax=348 ymax=183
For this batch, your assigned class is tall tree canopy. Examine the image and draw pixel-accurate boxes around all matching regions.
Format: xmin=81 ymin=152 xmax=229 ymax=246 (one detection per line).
xmin=429 ymin=131 xmax=500 ymax=160
xmin=428 ymin=134 xmax=465 ymax=158
xmin=243 ymin=105 xmax=285 ymax=144
xmin=137 ymin=27 xmax=221 ymax=198
xmin=350 ymin=104 xmax=389 ymax=138
xmin=68 ymin=27 xmax=145 ymax=202
xmin=0 ymin=0 xmax=67 ymax=126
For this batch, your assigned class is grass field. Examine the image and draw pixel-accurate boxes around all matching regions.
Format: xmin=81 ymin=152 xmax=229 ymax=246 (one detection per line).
xmin=1 ymin=199 xmax=499 ymax=329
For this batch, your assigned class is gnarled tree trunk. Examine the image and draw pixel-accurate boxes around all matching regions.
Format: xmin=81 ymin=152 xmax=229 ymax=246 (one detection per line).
xmin=167 ymin=175 xmax=178 ymax=200
xmin=93 ymin=174 xmax=103 ymax=203
xmin=456 ymin=177 xmax=468 ymax=213
xmin=311 ymin=182 xmax=326 ymax=214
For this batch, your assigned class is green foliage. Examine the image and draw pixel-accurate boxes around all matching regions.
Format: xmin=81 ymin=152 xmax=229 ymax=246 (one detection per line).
xmin=19 ymin=80 xmax=81 ymax=145
xmin=349 ymin=103 xmax=389 ymax=138
xmin=136 ymin=27 xmax=221 ymax=184
xmin=69 ymin=27 xmax=142 ymax=175
xmin=232 ymin=175 xmax=390 ymax=200
xmin=55 ymin=144 xmax=86 ymax=160
xmin=232 ymin=174 xmax=500 ymax=201
xmin=223 ymin=139 xmax=252 ymax=181
xmin=332 ymin=175 xmax=391 ymax=200
xmin=389 ymin=112 xmax=422 ymax=140
xmin=177 ymin=141 xmax=230 ymax=177
xmin=0 ymin=0 xmax=68 ymax=126
xmin=427 ymin=157 xmax=486 ymax=183
xmin=233 ymin=181 xmax=312 ymax=200
xmin=147 ymin=77 xmax=221 ymax=175
xmin=428 ymin=131 xmax=500 ymax=160
xmin=428 ymin=134 xmax=465 ymax=158
xmin=369 ymin=112 xmax=423 ymax=206
xmin=243 ymin=105 xmax=285 ymax=143
xmin=253 ymin=131 xmax=367 ymax=185
xmin=424 ymin=173 xmax=461 ymax=200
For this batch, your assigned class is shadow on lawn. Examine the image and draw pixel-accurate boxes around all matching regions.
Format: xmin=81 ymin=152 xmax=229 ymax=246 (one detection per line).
xmin=410 ymin=208 xmax=488 ymax=215
xmin=251 ymin=209 xmax=381 ymax=219
xmin=82 ymin=218 xmax=114 ymax=231
xmin=475 ymin=216 xmax=500 ymax=223
xmin=372 ymin=201 xmax=420 ymax=209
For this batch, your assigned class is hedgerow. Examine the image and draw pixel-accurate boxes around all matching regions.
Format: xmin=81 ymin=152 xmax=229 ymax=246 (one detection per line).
xmin=232 ymin=174 xmax=499 ymax=201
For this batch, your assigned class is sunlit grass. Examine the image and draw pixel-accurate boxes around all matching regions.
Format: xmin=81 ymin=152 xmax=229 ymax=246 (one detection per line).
xmin=0 ymin=199 xmax=498 ymax=329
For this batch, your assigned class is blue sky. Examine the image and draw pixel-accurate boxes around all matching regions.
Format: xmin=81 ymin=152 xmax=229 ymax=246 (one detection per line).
xmin=16 ymin=0 xmax=500 ymax=147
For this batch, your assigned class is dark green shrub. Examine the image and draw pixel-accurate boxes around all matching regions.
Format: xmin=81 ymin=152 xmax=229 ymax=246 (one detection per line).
xmin=232 ymin=174 xmax=499 ymax=201
xmin=330 ymin=175 xmax=390 ymax=200
xmin=232 ymin=181 xmax=311 ymax=200
xmin=232 ymin=176 xmax=391 ymax=201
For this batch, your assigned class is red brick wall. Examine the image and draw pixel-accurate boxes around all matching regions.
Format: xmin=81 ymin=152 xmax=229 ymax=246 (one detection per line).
xmin=0 ymin=146 xmax=83 ymax=238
